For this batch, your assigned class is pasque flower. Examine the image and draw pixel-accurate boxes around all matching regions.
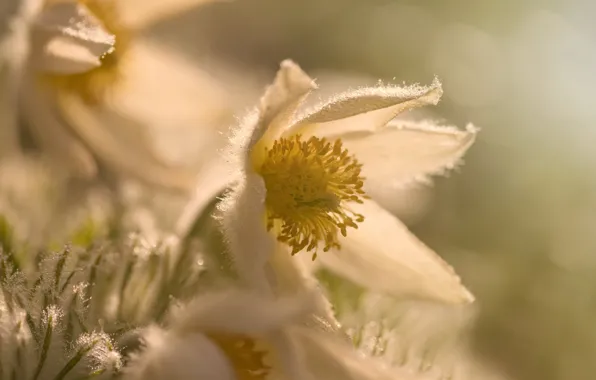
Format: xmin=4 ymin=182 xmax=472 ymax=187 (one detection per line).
xmin=218 ymin=60 xmax=476 ymax=305
xmin=0 ymin=0 xmax=224 ymax=191
xmin=124 ymin=290 xmax=427 ymax=380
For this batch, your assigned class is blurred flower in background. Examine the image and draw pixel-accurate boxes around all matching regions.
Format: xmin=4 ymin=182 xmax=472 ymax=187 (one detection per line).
xmin=0 ymin=0 xmax=251 ymax=192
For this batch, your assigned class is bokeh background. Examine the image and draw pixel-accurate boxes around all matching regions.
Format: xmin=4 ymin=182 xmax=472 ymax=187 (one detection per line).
xmin=146 ymin=1 xmax=596 ymax=379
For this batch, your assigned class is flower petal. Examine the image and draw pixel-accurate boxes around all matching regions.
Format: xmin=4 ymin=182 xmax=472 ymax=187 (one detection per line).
xmin=269 ymin=330 xmax=314 ymax=380
xmin=226 ymin=60 xmax=315 ymax=179
xmin=341 ymin=120 xmax=477 ymax=212
xmin=268 ymin=242 xmax=341 ymax=330
xmin=343 ymin=121 xmax=477 ymax=184
xmin=288 ymin=325 xmax=431 ymax=380
xmin=20 ymin=75 xmax=97 ymax=178
xmin=57 ymin=93 xmax=196 ymax=192
xmin=218 ymin=172 xmax=275 ymax=293
xmin=107 ymin=40 xmax=233 ymax=133
xmin=125 ymin=327 xmax=235 ymax=380
xmin=175 ymin=159 xmax=237 ymax=238
xmin=170 ymin=290 xmax=315 ymax=336
xmin=319 ymin=200 xmax=474 ymax=304
xmin=246 ymin=60 xmax=316 ymax=162
xmin=0 ymin=0 xmax=38 ymax=156
xmin=292 ymin=77 xmax=443 ymax=137
xmin=30 ymin=2 xmax=115 ymax=75
xmin=118 ymin=0 xmax=226 ymax=31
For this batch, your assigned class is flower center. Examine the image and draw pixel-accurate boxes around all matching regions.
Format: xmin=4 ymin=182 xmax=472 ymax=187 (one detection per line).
xmin=207 ymin=333 xmax=271 ymax=380
xmin=43 ymin=0 xmax=130 ymax=103
xmin=256 ymin=135 xmax=367 ymax=260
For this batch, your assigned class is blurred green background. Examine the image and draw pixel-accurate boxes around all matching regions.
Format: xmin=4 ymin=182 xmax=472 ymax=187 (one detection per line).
xmin=150 ymin=1 xmax=596 ymax=379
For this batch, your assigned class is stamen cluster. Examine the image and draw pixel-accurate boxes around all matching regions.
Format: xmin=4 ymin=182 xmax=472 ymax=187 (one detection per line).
xmin=257 ymin=135 xmax=367 ymax=260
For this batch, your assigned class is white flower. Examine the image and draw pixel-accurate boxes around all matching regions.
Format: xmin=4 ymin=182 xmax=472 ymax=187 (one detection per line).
xmin=218 ymin=60 xmax=476 ymax=305
xmin=124 ymin=289 xmax=429 ymax=380
xmin=0 ymin=0 xmax=228 ymax=191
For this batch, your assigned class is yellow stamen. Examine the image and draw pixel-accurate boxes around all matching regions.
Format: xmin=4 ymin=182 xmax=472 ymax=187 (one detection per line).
xmin=256 ymin=135 xmax=367 ymax=260
xmin=43 ymin=0 xmax=131 ymax=104
xmin=207 ymin=333 xmax=271 ymax=380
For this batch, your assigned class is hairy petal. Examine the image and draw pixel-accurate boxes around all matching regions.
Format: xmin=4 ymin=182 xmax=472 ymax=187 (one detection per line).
xmin=30 ymin=2 xmax=115 ymax=74
xmin=124 ymin=327 xmax=235 ymax=380
xmin=57 ymin=93 xmax=197 ymax=192
xmin=340 ymin=121 xmax=478 ymax=212
xmin=0 ymin=0 xmax=42 ymax=156
xmin=292 ymin=78 xmax=443 ymax=137
xmin=20 ymin=75 xmax=98 ymax=178
xmin=218 ymin=172 xmax=275 ymax=293
xmin=169 ymin=290 xmax=315 ymax=336
xmin=288 ymin=325 xmax=432 ymax=380
xmin=320 ymin=200 xmax=474 ymax=304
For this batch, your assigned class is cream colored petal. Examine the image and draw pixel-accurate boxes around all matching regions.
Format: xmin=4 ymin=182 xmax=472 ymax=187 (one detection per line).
xmin=107 ymin=40 xmax=232 ymax=134
xmin=342 ymin=120 xmax=477 ymax=212
xmin=268 ymin=242 xmax=341 ymax=329
xmin=343 ymin=121 xmax=477 ymax=184
xmin=20 ymin=75 xmax=97 ymax=178
xmin=57 ymin=93 xmax=196 ymax=192
xmin=125 ymin=327 xmax=235 ymax=380
xmin=269 ymin=330 xmax=314 ymax=380
xmin=175 ymin=159 xmax=237 ymax=238
xmin=119 ymin=0 xmax=228 ymax=31
xmin=319 ymin=200 xmax=474 ymax=304
xmin=291 ymin=78 xmax=443 ymax=137
xmin=288 ymin=325 xmax=432 ymax=380
xmin=225 ymin=61 xmax=315 ymax=173
xmin=30 ymin=2 xmax=115 ymax=74
xmin=257 ymin=60 xmax=316 ymax=140
xmin=218 ymin=173 xmax=275 ymax=293
xmin=1 ymin=0 xmax=41 ymax=156
xmin=170 ymin=290 xmax=315 ymax=336
xmin=244 ymin=60 xmax=315 ymax=164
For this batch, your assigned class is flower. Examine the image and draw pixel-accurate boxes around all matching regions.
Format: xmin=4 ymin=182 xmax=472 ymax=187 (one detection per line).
xmin=0 ymin=227 xmax=208 ymax=379
xmin=124 ymin=289 xmax=427 ymax=380
xmin=218 ymin=60 xmax=476 ymax=305
xmin=0 ymin=250 xmax=124 ymax=379
xmin=0 ymin=0 xmax=229 ymax=191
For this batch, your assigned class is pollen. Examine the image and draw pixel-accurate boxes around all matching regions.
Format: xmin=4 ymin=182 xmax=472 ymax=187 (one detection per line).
xmin=43 ymin=0 xmax=131 ymax=104
xmin=207 ymin=333 xmax=271 ymax=380
xmin=257 ymin=135 xmax=367 ymax=260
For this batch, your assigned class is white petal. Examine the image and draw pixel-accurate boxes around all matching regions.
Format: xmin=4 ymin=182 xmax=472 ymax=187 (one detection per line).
xmin=175 ymin=158 xmax=237 ymax=237
xmin=269 ymin=330 xmax=314 ymax=380
xmin=170 ymin=290 xmax=315 ymax=336
xmin=107 ymin=40 xmax=233 ymax=133
xmin=239 ymin=60 xmax=315 ymax=163
xmin=291 ymin=78 xmax=443 ymax=137
xmin=268 ymin=242 xmax=341 ymax=329
xmin=342 ymin=120 xmax=477 ymax=213
xmin=343 ymin=120 xmax=477 ymax=185
xmin=288 ymin=325 xmax=432 ymax=380
xmin=30 ymin=2 xmax=115 ymax=74
xmin=125 ymin=327 xmax=235 ymax=380
xmin=19 ymin=75 xmax=98 ymax=178
xmin=257 ymin=60 xmax=316 ymax=140
xmin=319 ymin=200 xmax=474 ymax=304
xmin=1 ymin=0 xmax=41 ymax=156
xmin=218 ymin=172 xmax=275 ymax=293
xmin=118 ymin=0 xmax=226 ymax=31
xmin=57 ymin=93 xmax=197 ymax=192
